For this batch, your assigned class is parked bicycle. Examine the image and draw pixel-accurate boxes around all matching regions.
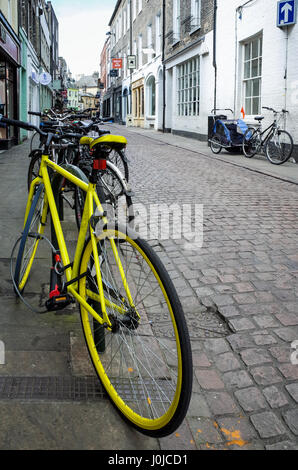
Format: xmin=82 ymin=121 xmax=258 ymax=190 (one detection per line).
xmin=28 ymin=109 xmax=130 ymax=182
xmin=242 ymin=107 xmax=293 ymax=165
xmin=1 ymin=114 xmax=193 ymax=438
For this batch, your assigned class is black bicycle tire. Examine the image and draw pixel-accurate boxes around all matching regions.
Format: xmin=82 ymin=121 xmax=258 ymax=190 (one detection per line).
xmin=74 ymin=166 xmax=134 ymax=230
xmin=210 ymin=136 xmax=222 ymax=154
xmin=108 ymin=149 xmax=129 ymax=182
xmin=242 ymin=128 xmax=259 ymax=158
xmin=265 ymin=130 xmax=294 ymax=165
xmin=27 ymin=150 xmax=43 ymax=191
xmin=14 ymin=184 xmax=45 ymax=291
xmin=78 ymin=225 xmax=193 ymax=438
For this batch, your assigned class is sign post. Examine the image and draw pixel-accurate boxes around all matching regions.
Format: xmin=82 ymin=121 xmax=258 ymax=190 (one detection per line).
xmin=277 ymin=0 xmax=297 ymax=27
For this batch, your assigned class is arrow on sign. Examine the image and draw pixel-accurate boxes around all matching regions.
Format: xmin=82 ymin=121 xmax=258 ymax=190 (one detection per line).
xmin=281 ymin=2 xmax=293 ymax=22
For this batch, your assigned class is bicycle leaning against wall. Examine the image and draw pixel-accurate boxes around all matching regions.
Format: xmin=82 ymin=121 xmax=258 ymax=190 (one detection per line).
xmin=242 ymin=107 xmax=294 ymax=165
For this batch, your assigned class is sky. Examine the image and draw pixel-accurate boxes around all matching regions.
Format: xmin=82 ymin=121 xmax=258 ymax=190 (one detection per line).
xmin=50 ymin=0 xmax=116 ymax=78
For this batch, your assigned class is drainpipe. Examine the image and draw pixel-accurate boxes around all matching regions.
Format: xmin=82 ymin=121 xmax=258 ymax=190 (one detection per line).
xmin=213 ymin=0 xmax=217 ymax=113
xmin=284 ymin=26 xmax=289 ymax=128
xmin=162 ymin=0 xmax=166 ymax=133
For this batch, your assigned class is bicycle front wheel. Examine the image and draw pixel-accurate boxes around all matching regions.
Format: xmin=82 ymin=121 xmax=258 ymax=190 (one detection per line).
xmin=265 ymin=130 xmax=293 ymax=165
xmin=78 ymin=226 xmax=193 ymax=437
xmin=14 ymin=184 xmax=47 ymax=293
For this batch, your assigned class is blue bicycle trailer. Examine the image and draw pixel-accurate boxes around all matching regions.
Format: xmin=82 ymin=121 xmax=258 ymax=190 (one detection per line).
xmin=209 ymin=118 xmax=250 ymax=154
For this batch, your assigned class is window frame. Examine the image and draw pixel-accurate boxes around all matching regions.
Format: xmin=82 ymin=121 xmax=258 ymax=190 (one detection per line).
xmin=242 ymin=35 xmax=263 ymax=117
xmin=173 ymin=0 xmax=181 ymax=43
xmin=190 ymin=0 xmax=201 ymax=32
xmin=146 ymin=75 xmax=156 ymax=117
xmin=177 ymin=56 xmax=200 ymax=117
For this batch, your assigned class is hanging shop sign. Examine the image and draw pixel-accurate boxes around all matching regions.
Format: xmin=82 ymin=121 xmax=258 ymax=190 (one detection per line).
xmin=39 ymin=72 xmax=52 ymax=86
xmin=112 ymin=58 xmax=123 ymax=69
xmin=31 ymin=70 xmax=40 ymax=84
xmin=110 ymin=69 xmax=119 ymax=77
xmin=0 ymin=18 xmax=20 ymax=65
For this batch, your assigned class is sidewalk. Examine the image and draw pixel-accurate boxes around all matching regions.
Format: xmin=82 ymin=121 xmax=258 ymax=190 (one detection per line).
xmin=110 ymin=123 xmax=298 ymax=186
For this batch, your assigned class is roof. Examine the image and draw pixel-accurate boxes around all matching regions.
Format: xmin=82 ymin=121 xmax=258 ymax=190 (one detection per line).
xmin=109 ymin=0 xmax=122 ymax=26
xmin=75 ymin=75 xmax=98 ymax=88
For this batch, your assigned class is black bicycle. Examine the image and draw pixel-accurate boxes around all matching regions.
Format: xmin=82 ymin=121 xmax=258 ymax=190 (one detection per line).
xmin=242 ymin=107 xmax=293 ymax=165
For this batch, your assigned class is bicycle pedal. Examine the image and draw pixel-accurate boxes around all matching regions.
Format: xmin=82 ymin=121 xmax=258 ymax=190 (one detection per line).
xmin=45 ymin=293 xmax=74 ymax=312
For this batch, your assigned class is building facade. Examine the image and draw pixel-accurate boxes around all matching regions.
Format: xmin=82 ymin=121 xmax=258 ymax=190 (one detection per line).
xmin=107 ymin=0 xmax=164 ymax=129
xmin=0 ymin=0 xmax=21 ymax=148
xmin=0 ymin=0 xmax=60 ymax=148
xmin=164 ymin=0 xmax=214 ymax=139
xmin=215 ymin=0 xmax=298 ymax=160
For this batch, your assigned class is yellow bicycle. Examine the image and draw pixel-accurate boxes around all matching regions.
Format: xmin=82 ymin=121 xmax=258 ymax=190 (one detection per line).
xmin=2 ymin=115 xmax=193 ymax=438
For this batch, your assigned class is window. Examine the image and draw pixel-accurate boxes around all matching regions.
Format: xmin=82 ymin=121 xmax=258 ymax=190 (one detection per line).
xmin=133 ymin=39 xmax=137 ymax=58
xmin=177 ymin=57 xmax=200 ymax=117
xmin=147 ymin=76 xmax=156 ymax=116
xmin=123 ymin=8 xmax=127 ymax=33
xmin=127 ymin=1 xmax=130 ymax=31
xmin=191 ymin=0 xmax=201 ymax=29
xmin=133 ymin=0 xmax=137 ymax=20
xmin=243 ymin=35 xmax=262 ymax=115
xmin=147 ymin=24 xmax=153 ymax=62
xmin=138 ymin=34 xmax=143 ymax=68
xmin=156 ymin=14 xmax=161 ymax=56
xmin=7 ymin=0 xmax=12 ymax=24
xmin=173 ymin=0 xmax=181 ymax=42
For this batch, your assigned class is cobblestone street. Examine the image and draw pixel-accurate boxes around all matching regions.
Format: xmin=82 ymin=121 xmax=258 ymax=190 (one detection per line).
xmin=0 ymin=129 xmax=298 ymax=450
xmin=112 ymin=124 xmax=298 ymax=450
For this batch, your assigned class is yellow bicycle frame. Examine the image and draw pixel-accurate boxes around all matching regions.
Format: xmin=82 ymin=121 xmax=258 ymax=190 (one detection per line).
xmin=26 ymin=153 xmax=136 ymax=331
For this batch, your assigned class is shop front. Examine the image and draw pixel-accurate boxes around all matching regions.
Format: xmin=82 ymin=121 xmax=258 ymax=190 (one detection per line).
xmin=0 ymin=14 xmax=20 ymax=149
xmin=132 ymin=78 xmax=144 ymax=128
xmin=102 ymin=92 xmax=112 ymax=118
xmin=113 ymin=85 xmax=123 ymax=124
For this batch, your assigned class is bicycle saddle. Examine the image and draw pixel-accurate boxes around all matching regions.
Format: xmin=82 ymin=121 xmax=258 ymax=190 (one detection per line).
xmin=79 ymin=134 xmax=127 ymax=151
xmin=254 ymin=116 xmax=264 ymax=121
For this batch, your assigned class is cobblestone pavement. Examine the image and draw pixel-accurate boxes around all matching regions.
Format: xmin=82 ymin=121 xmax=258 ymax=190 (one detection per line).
xmin=111 ymin=124 xmax=298 ymax=450
xmin=0 ymin=132 xmax=298 ymax=450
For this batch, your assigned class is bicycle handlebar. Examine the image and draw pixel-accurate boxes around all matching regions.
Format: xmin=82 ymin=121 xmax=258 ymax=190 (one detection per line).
xmin=262 ymin=107 xmax=289 ymax=114
xmin=28 ymin=111 xmax=43 ymax=117
xmin=0 ymin=115 xmax=44 ymax=134
xmin=0 ymin=115 xmax=83 ymax=144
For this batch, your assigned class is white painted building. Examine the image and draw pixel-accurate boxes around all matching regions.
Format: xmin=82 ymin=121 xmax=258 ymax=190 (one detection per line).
xmin=216 ymin=0 xmax=298 ymax=159
xmin=165 ymin=32 xmax=214 ymax=139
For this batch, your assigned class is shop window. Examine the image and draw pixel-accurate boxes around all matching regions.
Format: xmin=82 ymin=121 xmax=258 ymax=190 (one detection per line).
xmin=177 ymin=56 xmax=200 ymax=116
xmin=147 ymin=76 xmax=156 ymax=117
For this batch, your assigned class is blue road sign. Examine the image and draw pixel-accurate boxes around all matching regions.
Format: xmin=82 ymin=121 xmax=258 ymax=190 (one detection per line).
xmin=277 ymin=0 xmax=297 ymax=27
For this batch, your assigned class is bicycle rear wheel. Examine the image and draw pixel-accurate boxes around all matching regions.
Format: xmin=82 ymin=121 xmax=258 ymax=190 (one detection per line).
xmin=242 ymin=128 xmax=260 ymax=158
xmin=265 ymin=130 xmax=293 ymax=165
xmin=108 ymin=149 xmax=129 ymax=182
xmin=78 ymin=226 xmax=193 ymax=437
